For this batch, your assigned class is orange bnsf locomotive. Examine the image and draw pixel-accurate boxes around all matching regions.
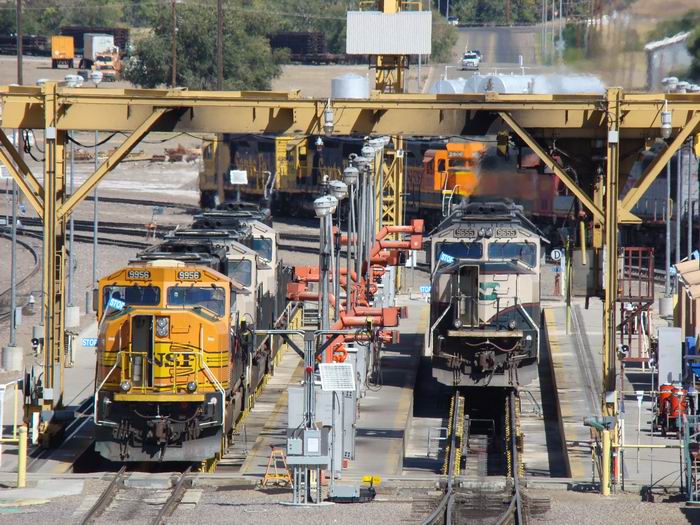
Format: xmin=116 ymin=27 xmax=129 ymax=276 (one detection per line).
xmin=93 ymin=262 xmax=243 ymax=461
xmin=93 ymin=203 xmax=289 ymax=463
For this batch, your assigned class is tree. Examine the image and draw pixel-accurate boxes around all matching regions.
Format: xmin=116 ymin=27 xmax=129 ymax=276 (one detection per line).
xmin=124 ymin=3 xmax=285 ymax=90
xmin=688 ymin=29 xmax=700 ymax=81
xmin=450 ymin=0 xmax=539 ymax=25
xmin=431 ymin=11 xmax=457 ymax=62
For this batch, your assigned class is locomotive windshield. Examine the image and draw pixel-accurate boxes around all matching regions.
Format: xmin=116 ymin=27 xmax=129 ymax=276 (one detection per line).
xmin=102 ymin=285 xmax=160 ymax=310
xmin=167 ymin=286 xmax=226 ymax=316
xmin=438 ymin=241 xmax=483 ymax=260
xmin=251 ymin=238 xmax=273 ymax=261
xmin=228 ymin=259 xmax=252 ymax=286
xmin=488 ymin=242 xmax=537 ymax=267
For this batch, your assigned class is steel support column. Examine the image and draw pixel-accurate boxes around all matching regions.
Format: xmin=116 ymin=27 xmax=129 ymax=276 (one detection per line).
xmin=603 ymin=88 xmax=621 ymax=410
xmin=42 ymin=81 xmax=67 ymax=410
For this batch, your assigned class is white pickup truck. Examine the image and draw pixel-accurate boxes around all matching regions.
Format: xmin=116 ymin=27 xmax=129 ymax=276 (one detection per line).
xmin=461 ymin=51 xmax=481 ymax=71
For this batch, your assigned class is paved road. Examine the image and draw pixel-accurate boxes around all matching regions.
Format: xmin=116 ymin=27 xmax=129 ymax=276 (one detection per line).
xmin=445 ymin=26 xmax=556 ymax=82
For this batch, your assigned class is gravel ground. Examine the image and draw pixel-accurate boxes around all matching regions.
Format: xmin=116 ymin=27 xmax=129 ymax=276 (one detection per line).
xmin=528 ymin=488 xmax=697 ymax=525
xmin=170 ymin=487 xmax=413 ymax=525
xmin=1 ymin=484 xmax=696 ymax=525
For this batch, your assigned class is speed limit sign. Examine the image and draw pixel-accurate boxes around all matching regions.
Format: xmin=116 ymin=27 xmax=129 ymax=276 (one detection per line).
xmin=551 ymin=249 xmax=563 ymax=262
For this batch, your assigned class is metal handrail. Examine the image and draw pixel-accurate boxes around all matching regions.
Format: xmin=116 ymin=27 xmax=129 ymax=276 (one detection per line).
xmin=94 ymin=349 xmax=226 ymax=428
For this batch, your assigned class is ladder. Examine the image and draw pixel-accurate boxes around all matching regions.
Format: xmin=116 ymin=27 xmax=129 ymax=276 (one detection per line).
xmin=262 ymin=447 xmax=291 ymax=487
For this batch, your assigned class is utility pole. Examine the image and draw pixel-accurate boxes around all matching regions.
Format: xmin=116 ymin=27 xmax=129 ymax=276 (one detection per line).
xmin=677 ymin=144 xmax=682 ymax=267
xmin=505 ymin=0 xmax=511 ymax=25
xmin=16 ymin=0 xmax=22 ymax=86
xmin=171 ymin=0 xmax=177 ymax=87
xmin=216 ymin=0 xmax=223 ymax=90
xmin=688 ymin=144 xmax=694 ymax=256
xmin=665 ymin=161 xmax=671 ymax=296
xmin=542 ymin=0 xmax=547 ymax=63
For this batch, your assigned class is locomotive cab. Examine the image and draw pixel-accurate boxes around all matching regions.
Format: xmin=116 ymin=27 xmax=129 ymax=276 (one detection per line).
xmin=427 ymin=200 xmax=542 ymax=387
xmin=94 ymin=261 xmax=239 ymax=462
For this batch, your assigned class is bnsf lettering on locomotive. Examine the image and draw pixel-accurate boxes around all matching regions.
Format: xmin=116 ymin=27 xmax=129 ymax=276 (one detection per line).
xmin=177 ymin=271 xmax=201 ymax=280
xmin=127 ymin=270 xmax=151 ymax=279
xmin=153 ymin=352 xmax=194 ymax=368
xmin=454 ymin=227 xmax=476 ymax=238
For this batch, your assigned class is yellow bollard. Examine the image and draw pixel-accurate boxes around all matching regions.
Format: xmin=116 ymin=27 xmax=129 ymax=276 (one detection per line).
xmin=17 ymin=425 xmax=27 ymax=488
xmin=601 ymin=429 xmax=611 ymax=496
xmin=580 ymin=220 xmax=588 ymax=266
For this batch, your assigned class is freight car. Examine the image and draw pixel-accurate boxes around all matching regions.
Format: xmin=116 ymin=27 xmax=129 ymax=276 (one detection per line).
xmin=425 ymin=199 xmax=543 ymax=387
xmin=93 ymin=206 xmax=289 ymax=462
xmin=0 ymin=34 xmax=49 ymax=56
xmin=198 ymin=134 xmax=570 ymax=228
xmin=60 ymin=26 xmax=129 ymax=55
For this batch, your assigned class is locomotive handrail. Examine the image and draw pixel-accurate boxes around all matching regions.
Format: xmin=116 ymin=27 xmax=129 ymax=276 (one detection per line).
xmin=427 ymin=303 xmax=452 ymax=355
xmin=94 ymin=349 xmax=227 ymax=429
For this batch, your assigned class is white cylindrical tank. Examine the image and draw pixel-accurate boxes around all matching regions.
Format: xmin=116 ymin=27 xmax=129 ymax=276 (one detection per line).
xmin=430 ymin=78 xmax=467 ymax=94
xmin=477 ymin=73 xmax=605 ymax=94
xmin=478 ymin=75 xmax=535 ymax=94
xmin=331 ymin=74 xmax=370 ymax=99
xmin=430 ymin=75 xmax=484 ymax=94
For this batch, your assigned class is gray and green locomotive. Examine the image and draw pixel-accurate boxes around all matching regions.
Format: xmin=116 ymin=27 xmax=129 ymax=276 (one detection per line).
xmin=425 ymin=199 xmax=543 ymax=387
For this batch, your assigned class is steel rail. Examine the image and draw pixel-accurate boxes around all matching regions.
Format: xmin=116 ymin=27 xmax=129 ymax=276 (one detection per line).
xmin=421 ymin=392 xmax=462 ymax=525
xmin=0 ymin=231 xmax=39 ymax=321
xmin=494 ymin=389 xmax=525 ymax=525
xmin=152 ymin=466 xmax=192 ymax=525
xmin=79 ymin=465 xmax=127 ymax=525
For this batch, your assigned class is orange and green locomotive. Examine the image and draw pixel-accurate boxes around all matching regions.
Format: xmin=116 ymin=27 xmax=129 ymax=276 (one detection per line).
xmin=93 ymin=261 xmax=244 ymax=462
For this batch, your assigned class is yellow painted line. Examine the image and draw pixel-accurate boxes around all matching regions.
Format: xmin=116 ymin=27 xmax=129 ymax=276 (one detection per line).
xmin=544 ymin=307 xmax=586 ymax=479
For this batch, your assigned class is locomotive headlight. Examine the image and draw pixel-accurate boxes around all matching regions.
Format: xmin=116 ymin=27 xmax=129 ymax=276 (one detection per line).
xmin=120 ymin=380 xmax=132 ymax=392
xmin=485 ymin=228 xmax=493 ymax=238
xmin=478 ymin=228 xmax=486 ymax=238
xmin=508 ymin=319 xmax=517 ymax=330
xmin=156 ymin=316 xmax=170 ymax=337
xmin=453 ymin=319 xmax=463 ymax=329
xmin=186 ymin=381 xmax=198 ymax=393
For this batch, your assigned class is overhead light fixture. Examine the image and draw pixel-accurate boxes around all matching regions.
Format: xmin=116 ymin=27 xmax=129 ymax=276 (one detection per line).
xmin=342 ymin=166 xmax=359 ymax=186
xmin=89 ymin=70 xmax=104 ymax=87
xmin=323 ymin=98 xmax=334 ymax=135
xmin=329 ymin=180 xmax=348 ymax=201
xmin=313 ymin=195 xmax=338 ymax=218
xmin=660 ymin=100 xmax=672 ymax=140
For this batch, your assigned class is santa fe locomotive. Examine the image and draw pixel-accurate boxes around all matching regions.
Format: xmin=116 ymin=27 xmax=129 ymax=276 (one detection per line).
xmin=425 ymin=199 xmax=543 ymax=387
xmin=92 ymin=203 xmax=290 ymax=462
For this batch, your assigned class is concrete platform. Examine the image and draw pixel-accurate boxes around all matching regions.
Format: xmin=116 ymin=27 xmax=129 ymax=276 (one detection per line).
xmin=237 ymin=296 xmax=427 ymax=481
xmin=344 ymin=298 xmax=428 ymax=479
xmin=0 ymin=321 xmax=98 ymax=475
xmin=545 ymin=298 xmax=683 ymax=489
xmin=234 ymin=341 xmax=304 ymax=476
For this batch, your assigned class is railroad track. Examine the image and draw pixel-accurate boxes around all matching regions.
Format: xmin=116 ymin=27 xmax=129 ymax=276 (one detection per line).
xmin=0 ymin=189 xmax=198 ymax=213
xmin=79 ymin=466 xmax=192 ymax=525
xmin=0 ymin=231 xmax=40 ymax=321
xmin=6 ymin=224 xmax=151 ymax=249
xmin=421 ymin=389 xmax=526 ymax=525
